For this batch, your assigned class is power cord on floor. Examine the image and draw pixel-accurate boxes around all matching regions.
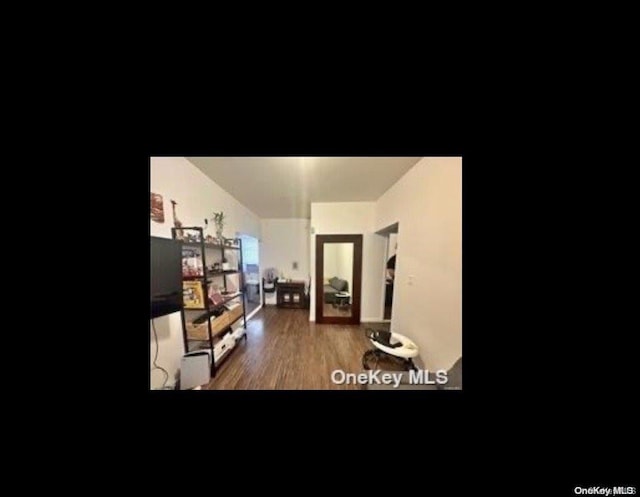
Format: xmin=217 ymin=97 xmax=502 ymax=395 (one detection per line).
xmin=151 ymin=319 xmax=170 ymax=389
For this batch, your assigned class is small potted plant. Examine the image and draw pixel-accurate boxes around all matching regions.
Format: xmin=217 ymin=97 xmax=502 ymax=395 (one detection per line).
xmin=212 ymin=211 xmax=225 ymax=241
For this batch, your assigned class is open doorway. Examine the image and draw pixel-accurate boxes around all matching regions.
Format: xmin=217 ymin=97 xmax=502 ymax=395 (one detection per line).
xmin=376 ymin=222 xmax=399 ymax=321
xmin=238 ymin=234 xmax=261 ymax=319
xmin=384 ymin=233 xmax=398 ymax=319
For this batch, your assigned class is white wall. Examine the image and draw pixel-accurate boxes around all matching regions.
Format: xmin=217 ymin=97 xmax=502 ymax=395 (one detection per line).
xmin=322 ymin=243 xmax=354 ymax=294
xmin=260 ymin=218 xmax=310 ymax=304
xmin=388 ymin=233 xmax=398 ymax=259
xmin=323 ymin=244 xmax=339 ymax=280
xmin=150 ymin=157 xmax=261 ymax=389
xmin=310 ymin=202 xmax=387 ymax=321
xmin=375 ymin=157 xmax=462 ymax=371
xmin=338 ymin=243 xmax=354 ymax=293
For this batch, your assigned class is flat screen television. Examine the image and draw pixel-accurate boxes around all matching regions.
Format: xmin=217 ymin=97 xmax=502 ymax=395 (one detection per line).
xmin=150 ymin=236 xmax=183 ymax=319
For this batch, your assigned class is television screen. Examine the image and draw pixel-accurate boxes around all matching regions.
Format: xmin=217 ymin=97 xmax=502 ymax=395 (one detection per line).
xmin=150 ymin=236 xmax=183 ymax=319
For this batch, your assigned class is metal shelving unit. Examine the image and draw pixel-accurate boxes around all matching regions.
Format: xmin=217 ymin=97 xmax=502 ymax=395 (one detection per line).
xmin=171 ymin=226 xmax=247 ymax=377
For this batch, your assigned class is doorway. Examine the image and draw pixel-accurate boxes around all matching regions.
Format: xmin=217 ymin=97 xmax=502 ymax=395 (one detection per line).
xmin=315 ymin=234 xmax=363 ymax=324
xmin=375 ymin=222 xmax=399 ymax=322
xmin=384 ymin=233 xmax=398 ymax=319
xmin=238 ymin=234 xmax=261 ymax=319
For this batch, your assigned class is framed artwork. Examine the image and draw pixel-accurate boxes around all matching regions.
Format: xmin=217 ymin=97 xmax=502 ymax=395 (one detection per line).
xmin=182 ymin=249 xmax=202 ymax=277
xmin=150 ymin=193 xmax=165 ymax=223
xmin=183 ymin=281 xmax=205 ymax=309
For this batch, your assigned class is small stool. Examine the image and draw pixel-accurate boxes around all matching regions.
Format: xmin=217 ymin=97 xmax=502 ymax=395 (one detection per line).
xmin=334 ymin=291 xmax=351 ymax=308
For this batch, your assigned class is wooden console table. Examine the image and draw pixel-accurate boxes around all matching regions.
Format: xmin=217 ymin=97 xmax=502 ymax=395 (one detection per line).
xmin=276 ymin=280 xmax=307 ymax=309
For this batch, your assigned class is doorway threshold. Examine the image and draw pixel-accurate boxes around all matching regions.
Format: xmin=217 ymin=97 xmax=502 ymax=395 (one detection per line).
xmin=245 ymin=304 xmax=262 ymax=322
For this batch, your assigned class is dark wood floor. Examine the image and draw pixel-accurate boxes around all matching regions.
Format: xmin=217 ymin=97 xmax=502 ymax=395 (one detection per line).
xmin=206 ymin=307 xmax=389 ymax=390
xmin=322 ymin=302 xmax=352 ymax=317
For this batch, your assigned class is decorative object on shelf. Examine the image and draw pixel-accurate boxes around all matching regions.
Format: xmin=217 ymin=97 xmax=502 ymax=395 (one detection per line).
xmin=205 ymin=235 xmax=216 ymax=244
xmin=211 ymin=262 xmax=221 ymax=272
xmin=150 ymin=193 xmax=165 ymax=223
xmin=182 ymin=249 xmax=203 ymax=277
xmin=183 ymin=232 xmax=201 ymax=243
xmin=211 ymin=211 xmax=225 ymax=241
xmin=183 ymin=281 xmax=205 ymax=309
xmin=221 ymin=257 xmax=231 ymax=271
xmin=171 ymin=200 xmax=183 ymax=240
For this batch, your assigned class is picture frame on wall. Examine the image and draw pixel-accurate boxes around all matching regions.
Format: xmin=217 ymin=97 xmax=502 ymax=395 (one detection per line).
xmin=150 ymin=193 xmax=165 ymax=223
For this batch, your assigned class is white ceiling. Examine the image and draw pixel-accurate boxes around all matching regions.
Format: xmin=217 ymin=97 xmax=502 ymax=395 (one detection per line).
xmin=186 ymin=157 xmax=422 ymax=218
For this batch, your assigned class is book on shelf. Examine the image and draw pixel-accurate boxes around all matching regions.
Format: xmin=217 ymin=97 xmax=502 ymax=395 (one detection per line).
xmin=224 ymin=302 xmax=241 ymax=311
xmin=183 ymin=281 xmax=205 ymax=309
xmin=209 ymin=291 xmax=224 ymax=306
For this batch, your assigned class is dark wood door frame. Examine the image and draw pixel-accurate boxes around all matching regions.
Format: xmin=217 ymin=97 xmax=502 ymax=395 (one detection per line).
xmin=315 ymin=234 xmax=363 ymax=324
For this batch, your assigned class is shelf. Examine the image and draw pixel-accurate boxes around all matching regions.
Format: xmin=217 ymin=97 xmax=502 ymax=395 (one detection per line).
xmin=181 ymin=241 xmax=241 ymax=251
xmin=174 ymin=227 xmax=245 ymax=377
xmin=184 ymin=293 xmax=244 ymax=320
xmin=182 ymin=270 xmax=240 ymax=281
xmin=206 ymin=270 xmax=240 ymax=276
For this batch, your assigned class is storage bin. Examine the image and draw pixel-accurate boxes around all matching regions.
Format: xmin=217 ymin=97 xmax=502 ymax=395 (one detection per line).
xmin=186 ymin=312 xmax=230 ymax=340
xmin=226 ymin=304 xmax=243 ymax=326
